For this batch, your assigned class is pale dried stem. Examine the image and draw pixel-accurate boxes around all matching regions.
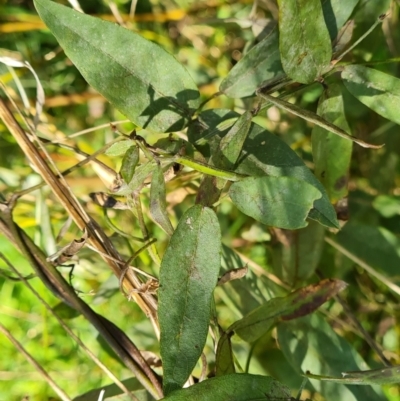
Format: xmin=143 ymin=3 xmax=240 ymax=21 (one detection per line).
xmin=0 ymin=98 xmax=158 ymax=323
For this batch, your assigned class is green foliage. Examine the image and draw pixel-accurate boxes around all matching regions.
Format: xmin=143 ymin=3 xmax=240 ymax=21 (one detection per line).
xmin=1 ymin=0 xmax=400 ymax=400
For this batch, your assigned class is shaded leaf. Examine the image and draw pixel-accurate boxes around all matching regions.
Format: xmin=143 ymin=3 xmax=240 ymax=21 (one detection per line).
xmin=196 ymin=111 xmax=253 ymax=206
xmin=219 ymin=29 xmax=284 ymax=98
xmin=277 ymin=0 xmax=332 ymax=83
xmin=215 ymin=245 xmax=282 ymax=318
xmin=150 ymin=164 xmax=174 ymax=236
xmin=322 ymin=0 xmax=359 ymax=40
xmin=312 ymin=83 xmax=352 ymax=203
xmin=229 ymin=176 xmax=322 ymax=229
xmin=271 ymin=221 xmax=325 ymax=286
xmin=34 ymin=0 xmax=200 ymax=133
xmin=342 ymin=65 xmax=400 ymax=125
xmin=278 ymin=315 xmax=386 ymax=401
xmin=336 ymin=222 xmax=400 ymax=277
xmin=120 ymin=145 xmax=139 ymax=184
xmin=306 ymin=365 xmax=400 ymax=386
xmin=159 ymin=205 xmax=221 ymax=394
xmin=215 ymin=332 xmax=235 ymax=376
xmin=229 ymin=279 xmax=346 ymax=343
xmin=161 ymin=374 xmax=291 ymax=401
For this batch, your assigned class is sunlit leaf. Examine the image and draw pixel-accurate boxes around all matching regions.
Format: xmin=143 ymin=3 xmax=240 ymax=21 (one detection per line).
xmin=219 ymin=29 xmax=284 ymax=98
xmin=229 ymin=176 xmax=322 ymax=229
xmin=105 ymin=140 xmax=135 ymax=157
xmin=312 ymin=83 xmax=353 ymax=203
xmin=342 ymin=65 xmax=400 ymax=125
xmin=161 ymin=374 xmax=291 ymax=400
xmin=159 ymin=205 xmax=221 ymax=394
xmin=277 ymin=0 xmax=332 ymax=83
xmin=34 ymin=0 xmax=200 ymax=133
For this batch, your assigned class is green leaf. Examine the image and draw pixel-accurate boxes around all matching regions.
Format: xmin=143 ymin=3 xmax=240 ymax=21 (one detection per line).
xmin=322 ymin=0 xmax=360 ymax=40
xmin=336 ymin=222 xmax=400 ymax=278
xmin=159 ymin=205 xmax=221 ymax=394
xmin=229 ymin=279 xmax=346 ymax=343
xmin=373 ymin=195 xmax=400 ymax=218
xmin=342 ymin=65 xmax=400 ymax=125
xmin=52 ymin=302 xmax=81 ymax=320
xmin=271 ymin=221 xmax=325 ymax=286
xmin=219 ymin=29 xmax=284 ymax=98
xmin=306 ymin=365 xmax=400 ymax=386
xmin=278 ymin=314 xmax=386 ymax=401
xmin=277 ymin=0 xmax=332 ymax=83
xmin=34 ymin=0 xmax=200 ymax=133
xmin=195 ymin=111 xmax=253 ymax=206
xmin=105 ymin=140 xmax=135 ymax=157
xmin=188 ymin=109 xmax=339 ymax=228
xmin=113 ymin=160 xmax=158 ymax=195
xmin=150 ymin=164 xmax=174 ymax=236
xmin=229 ymin=176 xmax=322 ymax=229
xmin=161 ymin=374 xmax=291 ymax=401
xmin=215 ymin=332 xmax=235 ymax=376
xmin=216 ymin=245 xmax=283 ymax=318
xmin=312 ymin=83 xmax=353 ymax=203
xmin=120 ymin=145 xmax=139 ymax=184
xmin=217 ymin=111 xmax=253 ymax=169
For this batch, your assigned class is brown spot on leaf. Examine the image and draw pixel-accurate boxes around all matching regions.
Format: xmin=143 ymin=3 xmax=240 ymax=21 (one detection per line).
xmin=280 ymin=279 xmax=347 ymax=321
xmin=334 ymin=175 xmax=348 ymax=190
xmin=297 ymin=52 xmax=308 ymax=65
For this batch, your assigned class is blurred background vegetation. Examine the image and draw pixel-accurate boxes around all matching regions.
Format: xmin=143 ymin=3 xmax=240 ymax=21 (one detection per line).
xmin=1 ymin=0 xmax=400 ymax=400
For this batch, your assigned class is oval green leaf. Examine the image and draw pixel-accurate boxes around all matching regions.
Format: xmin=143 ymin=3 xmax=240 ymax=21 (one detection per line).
xmin=161 ymin=374 xmax=291 ymax=401
xmin=342 ymin=65 xmax=400 ymax=125
xmin=277 ymin=0 xmax=332 ymax=83
xmin=219 ymin=29 xmax=284 ymax=98
xmin=120 ymin=145 xmax=139 ymax=184
xmin=215 ymin=332 xmax=235 ymax=377
xmin=272 ymin=221 xmax=325 ymax=286
xmin=150 ymin=164 xmax=174 ymax=236
xmin=159 ymin=205 xmax=221 ymax=394
xmin=229 ymin=176 xmax=322 ymax=229
xmin=312 ymin=84 xmax=353 ymax=203
xmin=34 ymin=0 xmax=200 ymax=133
